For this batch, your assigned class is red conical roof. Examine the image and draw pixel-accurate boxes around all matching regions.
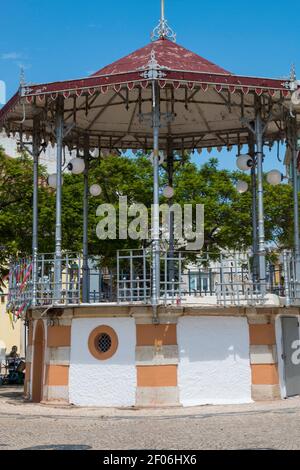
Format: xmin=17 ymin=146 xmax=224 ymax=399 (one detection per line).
xmin=91 ymin=38 xmax=231 ymax=77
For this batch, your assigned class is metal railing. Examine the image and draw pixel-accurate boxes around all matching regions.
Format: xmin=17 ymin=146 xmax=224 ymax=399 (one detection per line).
xmin=7 ymin=249 xmax=300 ymax=313
xmin=117 ymin=249 xmax=151 ymax=302
xmin=36 ymin=253 xmax=82 ymax=305
xmin=282 ymin=250 xmax=300 ymax=306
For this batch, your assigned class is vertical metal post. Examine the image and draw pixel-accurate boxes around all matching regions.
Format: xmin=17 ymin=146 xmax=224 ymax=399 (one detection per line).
xmin=283 ymin=250 xmax=291 ymax=307
xmin=130 ymin=250 xmax=133 ymax=302
xmin=249 ymin=132 xmax=258 ymax=284
xmin=152 ymin=81 xmax=161 ymax=317
xmin=65 ymin=253 xmax=69 ymax=303
xmin=32 ymin=115 xmax=40 ymax=307
xmin=255 ymin=106 xmax=266 ymax=292
xmin=54 ymin=95 xmax=64 ymax=303
xmin=82 ymin=135 xmax=90 ymax=303
xmin=161 ymin=0 xmax=165 ymax=22
xmin=290 ymin=116 xmax=300 ymax=299
xmin=167 ymin=137 xmax=175 ymax=283
xmin=117 ymin=250 xmax=120 ymax=303
xmin=143 ymin=249 xmax=147 ymax=302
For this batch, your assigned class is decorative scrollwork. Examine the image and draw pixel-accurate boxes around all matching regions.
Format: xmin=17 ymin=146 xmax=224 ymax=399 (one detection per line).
xmin=151 ymin=18 xmax=176 ymax=43
xmin=139 ymin=50 xmax=168 ymax=80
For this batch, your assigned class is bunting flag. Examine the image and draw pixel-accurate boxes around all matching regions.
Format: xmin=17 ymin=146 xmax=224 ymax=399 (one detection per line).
xmin=7 ymin=260 xmax=33 ymax=318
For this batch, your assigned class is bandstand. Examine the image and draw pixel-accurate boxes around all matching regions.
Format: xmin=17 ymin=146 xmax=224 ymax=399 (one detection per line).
xmin=1 ymin=1 xmax=300 ymax=406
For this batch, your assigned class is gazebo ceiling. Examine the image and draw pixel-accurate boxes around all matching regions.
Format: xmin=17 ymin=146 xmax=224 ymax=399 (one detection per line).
xmin=0 ymin=37 xmax=298 ymax=151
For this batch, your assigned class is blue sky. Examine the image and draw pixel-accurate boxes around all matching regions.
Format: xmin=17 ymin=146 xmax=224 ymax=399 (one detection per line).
xmin=0 ymin=0 xmax=299 ymax=172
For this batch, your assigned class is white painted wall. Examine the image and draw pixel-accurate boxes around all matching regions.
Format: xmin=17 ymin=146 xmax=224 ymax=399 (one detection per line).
xmin=0 ymin=131 xmax=75 ymax=174
xmin=69 ymin=318 xmax=136 ymax=407
xmin=178 ymin=316 xmax=252 ymax=406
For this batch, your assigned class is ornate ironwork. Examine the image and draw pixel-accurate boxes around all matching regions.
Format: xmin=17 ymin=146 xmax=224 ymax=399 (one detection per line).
xmin=151 ymin=18 xmax=176 ymax=43
xmin=140 ymin=50 xmax=168 ymax=80
xmin=283 ymin=64 xmax=300 ymax=91
xmin=151 ymin=0 xmax=176 ymax=42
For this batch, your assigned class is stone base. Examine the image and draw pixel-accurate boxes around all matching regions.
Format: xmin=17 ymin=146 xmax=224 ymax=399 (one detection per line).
xmin=136 ymin=387 xmax=180 ymax=407
xmin=252 ymin=384 xmax=281 ymax=401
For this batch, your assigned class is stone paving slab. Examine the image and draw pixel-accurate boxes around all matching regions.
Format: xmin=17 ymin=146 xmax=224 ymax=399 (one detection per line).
xmin=1 ymin=386 xmax=300 ymax=450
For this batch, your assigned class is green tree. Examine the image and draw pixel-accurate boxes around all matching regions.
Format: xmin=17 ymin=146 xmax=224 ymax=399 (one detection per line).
xmin=0 ymin=147 xmax=297 ymax=289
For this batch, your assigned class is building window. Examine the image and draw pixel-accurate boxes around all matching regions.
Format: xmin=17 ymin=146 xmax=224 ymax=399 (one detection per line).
xmin=88 ymin=326 xmax=118 ymax=361
xmin=188 ymin=272 xmax=211 ymax=293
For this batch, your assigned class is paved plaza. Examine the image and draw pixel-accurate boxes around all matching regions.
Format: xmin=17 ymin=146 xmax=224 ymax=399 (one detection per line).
xmin=1 ymin=387 xmax=300 ymax=450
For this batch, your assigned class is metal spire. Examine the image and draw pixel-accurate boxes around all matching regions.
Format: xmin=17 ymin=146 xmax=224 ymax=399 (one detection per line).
xmin=291 ymin=63 xmax=296 ymax=82
xmin=19 ymin=66 xmax=26 ymax=88
xmin=151 ymin=0 xmax=176 ymax=42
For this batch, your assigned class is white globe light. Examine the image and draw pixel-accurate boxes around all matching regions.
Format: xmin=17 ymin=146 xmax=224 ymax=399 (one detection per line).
xmin=68 ymin=157 xmax=85 ymax=175
xmin=90 ymin=184 xmax=102 ymax=197
xmin=91 ymin=148 xmax=99 ymax=159
xmin=47 ymin=174 xmax=64 ymax=189
xmin=163 ymin=186 xmax=174 ymax=199
xmin=236 ymin=155 xmax=253 ymax=171
xmin=236 ymin=180 xmax=248 ymax=194
xmin=267 ymin=169 xmax=282 ymax=186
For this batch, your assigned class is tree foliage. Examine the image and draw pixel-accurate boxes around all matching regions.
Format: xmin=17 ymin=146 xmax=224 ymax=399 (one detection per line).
xmin=0 ymin=146 xmax=296 ymax=287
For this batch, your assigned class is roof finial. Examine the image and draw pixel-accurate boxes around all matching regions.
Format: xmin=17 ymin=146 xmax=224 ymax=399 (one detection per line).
xmin=19 ymin=66 xmax=26 ymax=88
xmin=161 ymin=0 xmax=165 ymax=23
xmin=151 ymin=0 xmax=176 ymax=43
xmin=291 ymin=63 xmax=296 ymax=82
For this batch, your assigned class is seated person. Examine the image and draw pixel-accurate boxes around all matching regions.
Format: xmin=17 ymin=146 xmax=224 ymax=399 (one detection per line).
xmin=7 ymin=345 xmax=19 ymax=359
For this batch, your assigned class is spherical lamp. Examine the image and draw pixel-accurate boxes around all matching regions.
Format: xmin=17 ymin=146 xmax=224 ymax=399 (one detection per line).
xmin=236 ymin=155 xmax=253 ymax=171
xmin=267 ymin=169 xmax=282 ymax=186
xmin=163 ymin=186 xmax=175 ymax=199
xmin=236 ymin=180 xmax=248 ymax=194
xmin=47 ymin=174 xmax=64 ymax=189
xmin=68 ymin=158 xmax=85 ymax=175
xmin=90 ymin=184 xmax=102 ymax=197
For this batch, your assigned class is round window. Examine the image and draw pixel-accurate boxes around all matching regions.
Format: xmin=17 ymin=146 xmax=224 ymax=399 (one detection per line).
xmin=88 ymin=326 xmax=118 ymax=361
xmin=96 ymin=333 xmax=112 ymax=353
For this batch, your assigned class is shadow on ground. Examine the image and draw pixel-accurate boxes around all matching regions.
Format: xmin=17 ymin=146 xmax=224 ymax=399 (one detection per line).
xmin=0 ymin=386 xmax=24 ymax=401
xmin=21 ymin=444 xmax=92 ymax=450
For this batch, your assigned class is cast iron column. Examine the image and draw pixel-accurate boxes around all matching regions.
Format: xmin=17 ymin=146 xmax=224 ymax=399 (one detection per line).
xmin=291 ymin=116 xmax=300 ymax=298
xmin=255 ymin=107 xmax=266 ymax=291
xmin=82 ymin=135 xmax=90 ymax=303
xmin=54 ymin=95 xmax=64 ymax=303
xmin=32 ymin=115 xmax=40 ymax=307
xmin=152 ymin=81 xmax=161 ymax=312
xmin=249 ymin=132 xmax=258 ymax=284
xmin=167 ymin=137 xmax=175 ymax=284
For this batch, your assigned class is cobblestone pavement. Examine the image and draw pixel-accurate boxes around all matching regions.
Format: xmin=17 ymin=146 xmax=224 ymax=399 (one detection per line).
xmin=1 ymin=386 xmax=300 ymax=450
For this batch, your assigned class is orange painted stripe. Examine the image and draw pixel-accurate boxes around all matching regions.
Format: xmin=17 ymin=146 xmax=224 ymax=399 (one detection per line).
xmin=45 ymin=365 xmax=69 ymax=386
xmin=137 ymin=365 xmax=177 ymax=387
xmin=251 ymin=364 xmax=279 ymax=385
xmin=47 ymin=326 xmax=71 ymax=348
xmin=136 ymin=324 xmax=177 ymax=347
xmin=249 ymin=324 xmax=276 ymax=346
